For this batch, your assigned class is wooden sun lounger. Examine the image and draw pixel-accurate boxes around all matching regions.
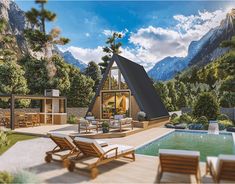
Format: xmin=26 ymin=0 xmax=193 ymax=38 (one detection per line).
xmin=45 ymin=133 xmax=108 ymax=167
xmin=67 ymin=137 xmax=135 ymax=179
xmin=157 ymin=149 xmax=201 ymax=184
xmin=206 ymin=154 xmax=235 ymax=183
xmin=45 ymin=133 xmax=82 ymax=167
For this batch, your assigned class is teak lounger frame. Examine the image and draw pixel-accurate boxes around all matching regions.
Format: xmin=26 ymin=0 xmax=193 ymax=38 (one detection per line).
xmin=157 ymin=149 xmax=201 ymax=184
xmin=206 ymin=155 xmax=235 ymax=183
xmin=45 ymin=134 xmax=81 ymax=167
xmin=67 ymin=139 xmax=135 ymax=179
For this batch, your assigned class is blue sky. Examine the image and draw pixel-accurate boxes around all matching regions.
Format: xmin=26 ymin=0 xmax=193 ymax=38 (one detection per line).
xmin=15 ymin=0 xmax=235 ymax=70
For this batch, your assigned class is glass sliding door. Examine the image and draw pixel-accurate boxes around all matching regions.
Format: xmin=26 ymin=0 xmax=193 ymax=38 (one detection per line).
xmin=102 ymin=91 xmax=130 ymax=119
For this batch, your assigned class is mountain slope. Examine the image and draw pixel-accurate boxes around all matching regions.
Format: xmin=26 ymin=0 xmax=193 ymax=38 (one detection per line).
xmin=61 ymin=50 xmax=87 ymax=70
xmin=148 ymin=9 xmax=235 ymax=81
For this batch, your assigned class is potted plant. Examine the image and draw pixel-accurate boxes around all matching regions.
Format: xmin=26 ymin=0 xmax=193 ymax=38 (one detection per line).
xmin=137 ymin=111 xmax=146 ymax=121
xmin=102 ymin=121 xmax=109 ymax=133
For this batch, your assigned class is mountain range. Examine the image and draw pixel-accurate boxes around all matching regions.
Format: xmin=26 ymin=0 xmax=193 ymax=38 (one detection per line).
xmin=57 ymin=49 xmax=87 ymax=71
xmin=148 ymin=9 xmax=235 ymax=81
xmin=1 ymin=0 xmax=235 ymax=78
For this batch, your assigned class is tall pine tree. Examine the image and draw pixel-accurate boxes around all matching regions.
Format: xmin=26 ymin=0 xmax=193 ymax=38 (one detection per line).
xmin=99 ymin=32 xmax=122 ymax=74
xmin=24 ymin=0 xmax=70 ymax=79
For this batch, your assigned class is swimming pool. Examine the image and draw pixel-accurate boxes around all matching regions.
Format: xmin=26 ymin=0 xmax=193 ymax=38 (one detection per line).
xmin=136 ymin=130 xmax=235 ymax=161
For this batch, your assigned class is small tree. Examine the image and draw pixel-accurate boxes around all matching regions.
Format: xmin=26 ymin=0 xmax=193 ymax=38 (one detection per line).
xmin=67 ymin=72 xmax=94 ymax=107
xmin=176 ymin=82 xmax=188 ymax=109
xmin=220 ymin=92 xmax=235 ymax=108
xmin=154 ymin=81 xmax=173 ymax=111
xmin=99 ymin=32 xmax=123 ymax=74
xmin=193 ymin=92 xmax=219 ymax=120
xmin=166 ymin=81 xmax=178 ymax=110
xmin=0 ymin=61 xmax=29 ymax=107
xmin=84 ymin=61 xmax=101 ymax=91
xmin=20 ymin=56 xmax=48 ymax=95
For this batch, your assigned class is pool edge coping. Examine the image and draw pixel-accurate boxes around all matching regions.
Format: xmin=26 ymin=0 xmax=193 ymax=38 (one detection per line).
xmin=135 ymin=129 xmax=235 ymax=159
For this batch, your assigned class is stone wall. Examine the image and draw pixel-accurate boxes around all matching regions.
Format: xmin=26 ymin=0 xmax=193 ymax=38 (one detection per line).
xmin=67 ymin=108 xmax=88 ymax=117
xmin=0 ymin=107 xmax=88 ymax=118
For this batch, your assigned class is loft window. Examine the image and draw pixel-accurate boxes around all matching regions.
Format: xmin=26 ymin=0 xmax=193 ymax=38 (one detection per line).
xmin=102 ymin=61 xmax=128 ymax=90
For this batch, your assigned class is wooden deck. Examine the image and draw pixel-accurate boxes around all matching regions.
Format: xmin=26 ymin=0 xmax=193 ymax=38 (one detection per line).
xmin=13 ymin=117 xmax=170 ymax=138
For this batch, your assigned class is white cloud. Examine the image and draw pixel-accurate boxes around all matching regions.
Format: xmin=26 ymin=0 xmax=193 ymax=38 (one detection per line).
xmin=62 ymin=10 xmax=227 ymax=71
xmin=85 ymin=33 xmax=90 ymax=37
xmin=129 ymin=9 xmax=227 ymax=64
xmin=63 ymin=46 xmax=105 ymax=64
xmin=103 ymin=28 xmax=129 ymax=37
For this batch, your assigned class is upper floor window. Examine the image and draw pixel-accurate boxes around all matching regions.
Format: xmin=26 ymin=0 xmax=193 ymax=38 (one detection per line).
xmin=102 ymin=61 xmax=128 ymax=90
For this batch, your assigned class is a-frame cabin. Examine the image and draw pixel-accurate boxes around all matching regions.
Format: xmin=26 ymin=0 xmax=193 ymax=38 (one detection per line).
xmin=87 ymin=54 xmax=169 ymax=123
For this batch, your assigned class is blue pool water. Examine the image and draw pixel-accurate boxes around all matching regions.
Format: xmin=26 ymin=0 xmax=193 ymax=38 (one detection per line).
xmin=136 ymin=130 xmax=235 ymax=161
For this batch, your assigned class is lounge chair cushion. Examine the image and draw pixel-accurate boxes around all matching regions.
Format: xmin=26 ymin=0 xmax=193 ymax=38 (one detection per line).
xmin=48 ymin=132 xmax=74 ymax=146
xmin=218 ymin=154 xmax=235 ymax=161
xmin=159 ymin=149 xmax=200 ymax=157
xmin=74 ymin=137 xmax=104 ymax=154
xmin=102 ymin=144 xmax=134 ymax=158
xmin=207 ymin=156 xmax=219 ymax=172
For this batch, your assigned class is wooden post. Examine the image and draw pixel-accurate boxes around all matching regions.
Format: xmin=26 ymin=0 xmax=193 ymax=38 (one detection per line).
xmin=64 ymin=98 xmax=67 ymax=113
xmin=10 ymin=94 xmax=15 ymax=130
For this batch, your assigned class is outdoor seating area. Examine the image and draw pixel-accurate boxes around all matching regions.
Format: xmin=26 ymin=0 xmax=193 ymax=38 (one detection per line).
xmin=78 ymin=115 xmax=134 ymax=134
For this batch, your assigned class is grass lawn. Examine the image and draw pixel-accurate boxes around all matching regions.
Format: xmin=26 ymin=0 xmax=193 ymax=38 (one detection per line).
xmin=0 ymin=133 xmax=37 ymax=155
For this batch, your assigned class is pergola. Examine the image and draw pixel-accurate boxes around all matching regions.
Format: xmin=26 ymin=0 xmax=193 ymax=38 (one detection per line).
xmin=0 ymin=94 xmax=67 ymax=130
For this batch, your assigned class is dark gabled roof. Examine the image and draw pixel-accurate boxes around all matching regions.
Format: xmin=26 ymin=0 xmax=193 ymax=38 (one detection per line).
xmin=87 ymin=54 xmax=169 ymax=120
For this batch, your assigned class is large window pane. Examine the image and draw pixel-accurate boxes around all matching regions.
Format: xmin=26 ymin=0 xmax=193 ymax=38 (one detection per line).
xmin=102 ymin=77 xmax=109 ymax=90
xmin=120 ymin=74 xmax=128 ymax=89
xmin=102 ymin=92 xmax=115 ymax=119
xmin=116 ymin=92 xmax=130 ymax=117
xmin=102 ymin=92 xmax=130 ymax=119
xmin=110 ymin=68 xmax=119 ymax=90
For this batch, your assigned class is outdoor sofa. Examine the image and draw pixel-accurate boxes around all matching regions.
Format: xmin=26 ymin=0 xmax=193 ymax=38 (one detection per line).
xmin=109 ymin=115 xmax=133 ymax=132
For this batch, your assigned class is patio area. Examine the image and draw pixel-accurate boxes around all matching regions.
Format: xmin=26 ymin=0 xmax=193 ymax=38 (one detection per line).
xmin=0 ymin=127 xmax=216 ymax=183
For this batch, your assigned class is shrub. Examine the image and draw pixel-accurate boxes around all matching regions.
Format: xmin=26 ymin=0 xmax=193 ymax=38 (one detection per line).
xmin=170 ymin=116 xmax=180 ymax=124
xmin=67 ymin=115 xmax=77 ymax=124
xmin=188 ymin=123 xmax=204 ymax=130
xmin=87 ymin=112 xmax=93 ymax=116
xmin=219 ymin=120 xmax=233 ymax=129
xmin=0 ymin=131 xmax=10 ymax=148
xmin=0 ymin=171 xmax=13 ymax=184
xmin=174 ymin=123 xmax=187 ymax=129
xmin=179 ymin=113 xmax=194 ymax=124
xmin=193 ymin=92 xmax=219 ymax=120
xmin=197 ymin=116 xmax=208 ymax=124
xmin=137 ymin=111 xmax=146 ymax=121
xmin=218 ymin=114 xmax=229 ymax=121
xmin=165 ymin=123 xmax=175 ymax=128
xmin=170 ymin=113 xmax=178 ymax=120
xmin=102 ymin=121 xmax=109 ymax=133
xmin=195 ymin=116 xmax=208 ymax=129
xmin=12 ymin=170 xmax=40 ymax=184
